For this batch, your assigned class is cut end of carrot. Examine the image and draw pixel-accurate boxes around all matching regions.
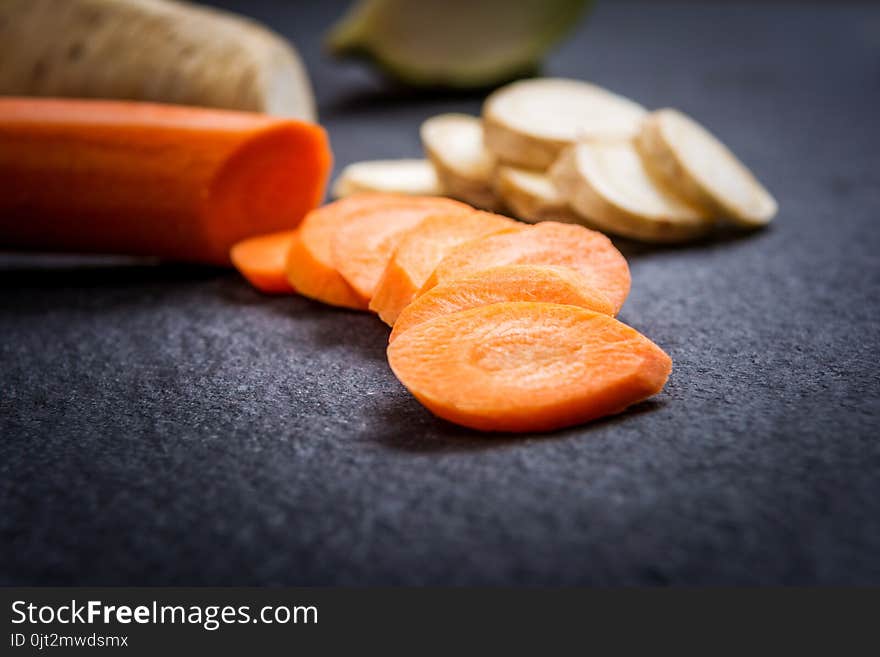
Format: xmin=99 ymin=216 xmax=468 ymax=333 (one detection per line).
xmin=387 ymin=302 xmax=671 ymax=433
xmin=389 ymin=264 xmax=616 ymax=342
xmin=230 ymin=229 xmax=299 ymax=294
xmin=207 ymin=121 xmax=332 ymax=264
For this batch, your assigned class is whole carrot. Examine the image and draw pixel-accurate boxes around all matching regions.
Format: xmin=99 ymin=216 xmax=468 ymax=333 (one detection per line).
xmin=0 ymin=97 xmax=331 ymax=265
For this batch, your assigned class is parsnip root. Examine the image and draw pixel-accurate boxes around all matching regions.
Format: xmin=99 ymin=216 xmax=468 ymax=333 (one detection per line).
xmin=0 ymin=0 xmax=316 ymax=121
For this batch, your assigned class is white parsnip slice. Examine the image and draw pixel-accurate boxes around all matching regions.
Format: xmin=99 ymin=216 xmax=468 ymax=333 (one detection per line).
xmin=549 ymin=141 xmax=714 ymax=243
xmin=483 ymin=78 xmax=647 ymax=169
xmin=492 ymin=166 xmax=580 ymax=224
xmin=331 ymin=159 xmax=441 ymax=198
xmin=420 ymin=113 xmax=503 ymax=211
xmin=636 ymin=108 xmax=777 ymax=227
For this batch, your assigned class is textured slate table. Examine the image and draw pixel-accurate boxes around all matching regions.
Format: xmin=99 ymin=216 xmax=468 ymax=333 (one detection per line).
xmin=2 ymin=1 xmax=879 ymax=586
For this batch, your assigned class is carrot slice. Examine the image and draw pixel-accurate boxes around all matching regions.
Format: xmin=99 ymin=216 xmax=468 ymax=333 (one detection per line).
xmin=0 ymin=97 xmax=330 ymax=265
xmin=389 ymin=265 xmax=615 ymax=342
xmin=230 ymin=230 xmax=298 ymax=294
xmin=286 ymin=194 xmax=406 ymax=309
xmin=387 ymin=302 xmax=671 ymax=432
xmin=421 ymin=221 xmax=631 ymax=313
xmin=329 ymin=196 xmax=472 ymax=303
xmin=369 ymin=210 xmax=520 ymax=326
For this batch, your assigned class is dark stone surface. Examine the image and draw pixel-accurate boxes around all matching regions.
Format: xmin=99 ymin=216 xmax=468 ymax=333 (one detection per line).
xmin=1 ymin=1 xmax=879 ymax=586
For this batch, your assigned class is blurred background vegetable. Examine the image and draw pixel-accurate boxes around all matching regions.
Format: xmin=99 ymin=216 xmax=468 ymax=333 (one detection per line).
xmin=327 ymin=0 xmax=592 ymax=88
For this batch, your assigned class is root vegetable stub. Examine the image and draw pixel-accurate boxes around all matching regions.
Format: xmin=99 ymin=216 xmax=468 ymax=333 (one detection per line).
xmin=370 ymin=210 xmax=519 ymax=326
xmin=332 ymin=159 xmax=442 ymax=198
xmin=549 ymin=140 xmax=714 ymax=243
xmin=421 ymin=221 xmax=631 ymax=315
xmin=0 ymin=0 xmax=316 ymax=121
xmin=0 ymin=97 xmax=331 ymax=265
xmin=387 ymin=302 xmax=672 ymax=433
xmin=389 ymin=264 xmax=615 ymax=342
xmin=230 ymin=230 xmax=299 ymax=294
xmin=636 ymin=108 xmax=778 ymax=227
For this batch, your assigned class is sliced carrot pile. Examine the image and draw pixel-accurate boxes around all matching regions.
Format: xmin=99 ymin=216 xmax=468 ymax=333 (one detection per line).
xmin=330 ymin=196 xmax=472 ymax=304
xmin=370 ymin=210 xmax=519 ymax=326
xmin=387 ymin=302 xmax=671 ymax=433
xmin=389 ymin=265 xmax=615 ymax=342
xmin=286 ymin=194 xmax=405 ymax=309
xmin=0 ymin=97 xmax=330 ymax=265
xmin=230 ymin=230 xmax=299 ymax=294
xmin=420 ymin=221 xmax=631 ymax=314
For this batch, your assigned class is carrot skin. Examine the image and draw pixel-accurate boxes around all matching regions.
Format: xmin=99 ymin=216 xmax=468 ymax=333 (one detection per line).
xmin=0 ymin=98 xmax=331 ymax=265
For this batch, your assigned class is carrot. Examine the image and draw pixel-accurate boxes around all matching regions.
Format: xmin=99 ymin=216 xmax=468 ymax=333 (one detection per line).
xmin=370 ymin=210 xmax=519 ymax=325
xmin=389 ymin=265 xmax=615 ymax=342
xmin=387 ymin=302 xmax=671 ymax=432
xmin=285 ymin=195 xmax=394 ymax=309
xmin=329 ymin=195 xmax=472 ymax=303
xmin=230 ymin=230 xmax=299 ymax=294
xmin=420 ymin=221 xmax=631 ymax=313
xmin=0 ymin=98 xmax=330 ymax=265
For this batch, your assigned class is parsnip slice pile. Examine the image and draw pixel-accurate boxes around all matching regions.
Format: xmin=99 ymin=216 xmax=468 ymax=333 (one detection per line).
xmin=550 ymin=141 xmax=713 ymax=243
xmin=332 ymin=159 xmax=441 ymax=198
xmin=636 ymin=109 xmax=778 ymax=227
xmin=420 ymin=114 xmax=502 ymax=211
xmin=333 ymin=77 xmax=776 ymax=242
xmin=492 ymin=166 xmax=580 ymax=224
xmin=483 ymin=78 xmax=648 ymax=169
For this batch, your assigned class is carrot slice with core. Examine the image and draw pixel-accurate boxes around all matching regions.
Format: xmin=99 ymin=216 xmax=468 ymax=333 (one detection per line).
xmin=387 ymin=302 xmax=671 ymax=432
xmin=286 ymin=194 xmax=407 ymax=309
xmin=370 ymin=210 xmax=520 ymax=326
xmin=421 ymin=221 xmax=631 ymax=313
xmin=389 ymin=265 xmax=615 ymax=342
xmin=329 ymin=196 xmax=472 ymax=303
xmin=230 ymin=230 xmax=299 ymax=294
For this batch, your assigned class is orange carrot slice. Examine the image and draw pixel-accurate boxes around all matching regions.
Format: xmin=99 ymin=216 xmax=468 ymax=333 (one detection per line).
xmin=389 ymin=265 xmax=615 ymax=342
xmin=0 ymin=97 xmax=330 ymax=265
xmin=286 ymin=194 xmax=407 ymax=309
xmin=370 ymin=210 xmax=520 ymax=325
xmin=230 ymin=230 xmax=298 ymax=294
xmin=387 ymin=302 xmax=671 ymax=432
xmin=329 ymin=196 xmax=472 ymax=303
xmin=421 ymin=221 xmax=631 ymax=313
